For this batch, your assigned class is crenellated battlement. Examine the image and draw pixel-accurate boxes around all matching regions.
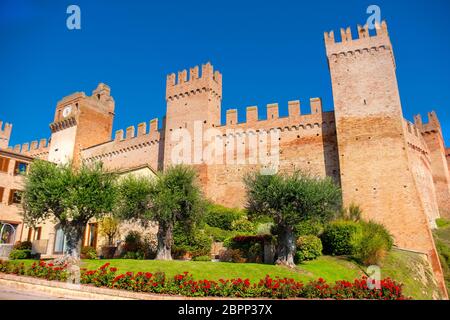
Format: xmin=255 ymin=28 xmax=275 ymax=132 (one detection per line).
xmin=414 ymin=111 xmax=442 ymax=134
xmin=166 ymin=62 xmax=222 ymax=100
xmin=224 ymin=97 xmax=324 ymax=127
xmin=11 ymin=138 xmax=49 ymax=158
xmin=324 ymin=21 xmax=393 ymax=64
xmin=0 ymin=120 xmax=12 ymax=149
xmin=113 ymin=118 xmax=160 ymax=142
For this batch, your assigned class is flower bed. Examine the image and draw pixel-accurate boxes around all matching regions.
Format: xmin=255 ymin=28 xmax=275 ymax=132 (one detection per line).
xmin=0 ymin=260 xmax=409 ymax=300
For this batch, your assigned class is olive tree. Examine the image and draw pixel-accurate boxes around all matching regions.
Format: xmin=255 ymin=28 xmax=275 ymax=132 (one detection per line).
xmin=244 ymin=171 xmax=341 ymax=267
xmin=115 ymin=165 xmax=203 ymax=260
xmin=22 ymin=160 xmax=117 ymax=260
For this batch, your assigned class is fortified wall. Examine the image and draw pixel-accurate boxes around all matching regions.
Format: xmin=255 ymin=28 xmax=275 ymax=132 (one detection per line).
xmin=1 ymin=21 xmax=449 ymax=297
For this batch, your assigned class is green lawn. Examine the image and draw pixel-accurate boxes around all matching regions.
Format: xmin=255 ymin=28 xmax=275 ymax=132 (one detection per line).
xmin=13 ymin=248 xmax=441 ymax=299
xmin=17 ymin=256 xmax=362 ymax=284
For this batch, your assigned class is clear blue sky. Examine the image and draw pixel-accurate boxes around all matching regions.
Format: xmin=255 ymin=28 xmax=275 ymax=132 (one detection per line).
xmin=1 ymin=0 xmax=449 ymax=147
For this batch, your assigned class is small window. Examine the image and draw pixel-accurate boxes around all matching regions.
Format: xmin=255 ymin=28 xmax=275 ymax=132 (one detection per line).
xmin=9 ymin=190 xmax=23 ymax=205
xmin=0 ymin=157 xmax=9 ymax=173
xmin=0 ymin=187 xmax=4 ymax=203
xmin=34 ymin=227 xmax=42 ymax=241
xmin=14 ymin=162 xmax=28 ymax=175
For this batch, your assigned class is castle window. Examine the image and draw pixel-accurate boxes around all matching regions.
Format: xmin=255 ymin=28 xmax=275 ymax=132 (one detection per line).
xmin=0 ymin=157 xmax=9 ymax=173
xmin=14 ymin=161 xmax=28 ymax=175
xmin=8 ymin=189 xmax=22 ymax=205
xmin=0 ymin=187 xmax=4 ymax=203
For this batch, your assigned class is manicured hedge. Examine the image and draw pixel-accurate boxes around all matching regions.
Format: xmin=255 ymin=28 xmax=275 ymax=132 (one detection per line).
xmin=295 ymin=235 xmax=323 ymax=263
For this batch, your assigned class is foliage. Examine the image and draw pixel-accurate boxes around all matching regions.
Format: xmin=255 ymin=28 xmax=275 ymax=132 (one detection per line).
xmin=9 ymin=249 xmax=32 ymax=260
xmin=204 ymin=225 xmax=237 ymax=242
xmin=295 ymin=235 xmax=323 ymax=263
xmin=172 ymin=222 xmax=212 ymax=258
xmin=244 ymin=170 xmax=341 ymax=266
xmin=0 ymin=260 xmax=408 ymax=299
xmin=231 ymin=216 xmax=256 ymax=233
xmin=321 ymin=220 xmax=362 ymax=256
xmin=123 ymin=231 xmax=142 ymax=253
xmin=224 ymin=235 xmax=271 ymax=263
xmin=294 ymin=219 xmax=324 ymax=237
xmin=339 ymin=203 xmax=363 ymax=222
xmin=436 ymin=218 xmax=450 ymax=229
xmin=99 ymin=216 xmax=121 ymax=246
xmin=115 ymin=165 xmax=204 ymax=260
xmin=123 ymin=251 xmax=145 ymax=260
xmin=203 ymin=203 xmax=245 ymax=230
xmin=81 ymin=246 xmax=97 ymax=260
xmin=354 ymin=221 xmax=393 ymax=266
xmin=22 ymin=160 xmax=117 ymax=258
xmin=192 ymin=255 xmax=211 ymax=262
xmin=13 ymin=241 xmax=32 ymax=250
xmin=218 ymin=249 xmax=246 ymax=263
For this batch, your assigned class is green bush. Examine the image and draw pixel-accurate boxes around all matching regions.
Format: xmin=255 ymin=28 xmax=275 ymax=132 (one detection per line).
xmin=123 ymin=251 xmax=145 ymax=260
xmin=321 ymin=220 xmax=362 ymax=256
xmin=81 ymin=246 xmax=97 ymax=259
xmin=192 ymin=255 xmax=211 ymax=262
xmin=436 ymin=218 xmax=450 ymax=229
xmin=9 ymin=249 xmax=32 ymax=260
xmin=231 ymin=216 xmax=256 ymax=233
xmin=14 ymin=241 xmax=32 ymax=250
xmin=294 ymin=220 xmax=324 ymax=237
xmin=173 ymin=223 xmax=212 ymax=258
xmin=218 ymin=248 xmax=246 ymax=263
xmin=295 ymin=235 xmax=323 ymax=263
xmin=204 ymin=203 xmax=245 ymax=230
xmin=353 ymin=221 xmax=393 ymax=266
xmin=204 ymin=225 xmax=236 ymax=242
xmin=123 ymin=231 xmax=142 ymax=253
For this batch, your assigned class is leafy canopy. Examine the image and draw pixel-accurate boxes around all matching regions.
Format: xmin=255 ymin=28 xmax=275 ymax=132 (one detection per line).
xmin=22 ymin=160 xmax=117 ymax=227
xmin=244 ymin=171 xmax=342 ymax=226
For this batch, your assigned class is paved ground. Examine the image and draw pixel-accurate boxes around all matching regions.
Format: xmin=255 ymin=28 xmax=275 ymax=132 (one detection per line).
xmin=0 ymin=284 xmax=75 ymax=300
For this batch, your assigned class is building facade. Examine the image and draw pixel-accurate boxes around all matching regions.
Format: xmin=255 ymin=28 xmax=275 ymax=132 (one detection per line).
xmin=0 ymin=21 xmax=449 ymax=296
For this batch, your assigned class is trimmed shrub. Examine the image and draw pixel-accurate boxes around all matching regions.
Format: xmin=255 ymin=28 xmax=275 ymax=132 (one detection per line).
xmin=295 ymin=235 xmax=323 ymax=263
xmin=204 ymin=203 xmax=245 ymax=230
xmin=231 ymin=216 xmax=256 ymax=233
xmin=173 ymin=223 xmax=212 ymax=258
xmin=354 ymin=221 xmax=393 ymax=266
xmin=81 ymin=246 xmax=97 ymax=259
xmin=123 ymin=231 xmax=142 ymax=253
xmin=204 ymin=225 xmax=236 ymax=242
xmin=321 ymin=220 xmax=362 ymax=256
xmin=192 ymin=255 xmax=211 ymax=262
xmin=9 ymin=249 xmax=32 ymax=260
xmin=295 ymin=220 xmax=324 ymax=237
xmin=14 ymin=241 xmax=32 ymax=250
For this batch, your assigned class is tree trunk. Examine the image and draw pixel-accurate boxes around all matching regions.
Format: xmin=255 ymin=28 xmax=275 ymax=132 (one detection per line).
xmin=155 ymin=222 xmax=173 ymax=260
xmin=62 ymin=223 xmax=85 ymax=261
xmin=275 ymin=225 xmax=296 ymax=268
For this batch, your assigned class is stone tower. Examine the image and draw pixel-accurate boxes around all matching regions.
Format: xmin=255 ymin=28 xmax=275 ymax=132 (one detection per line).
xmin=164 ymin=62 xmax=222 ymax=189
xmin=415 ymin=112 xmax=450 ymax=219
xmin=48 ymin=83 xmax=115 ymax=166
xmin=325 ymin=21 xmax=447 ymax=297
xmin=0 ymin=121 xmax=12 ymax=149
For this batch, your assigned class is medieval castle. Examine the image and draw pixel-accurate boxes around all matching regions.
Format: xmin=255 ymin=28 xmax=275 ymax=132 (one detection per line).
xmin=0 ymin=21 xmax=449 ymax=296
